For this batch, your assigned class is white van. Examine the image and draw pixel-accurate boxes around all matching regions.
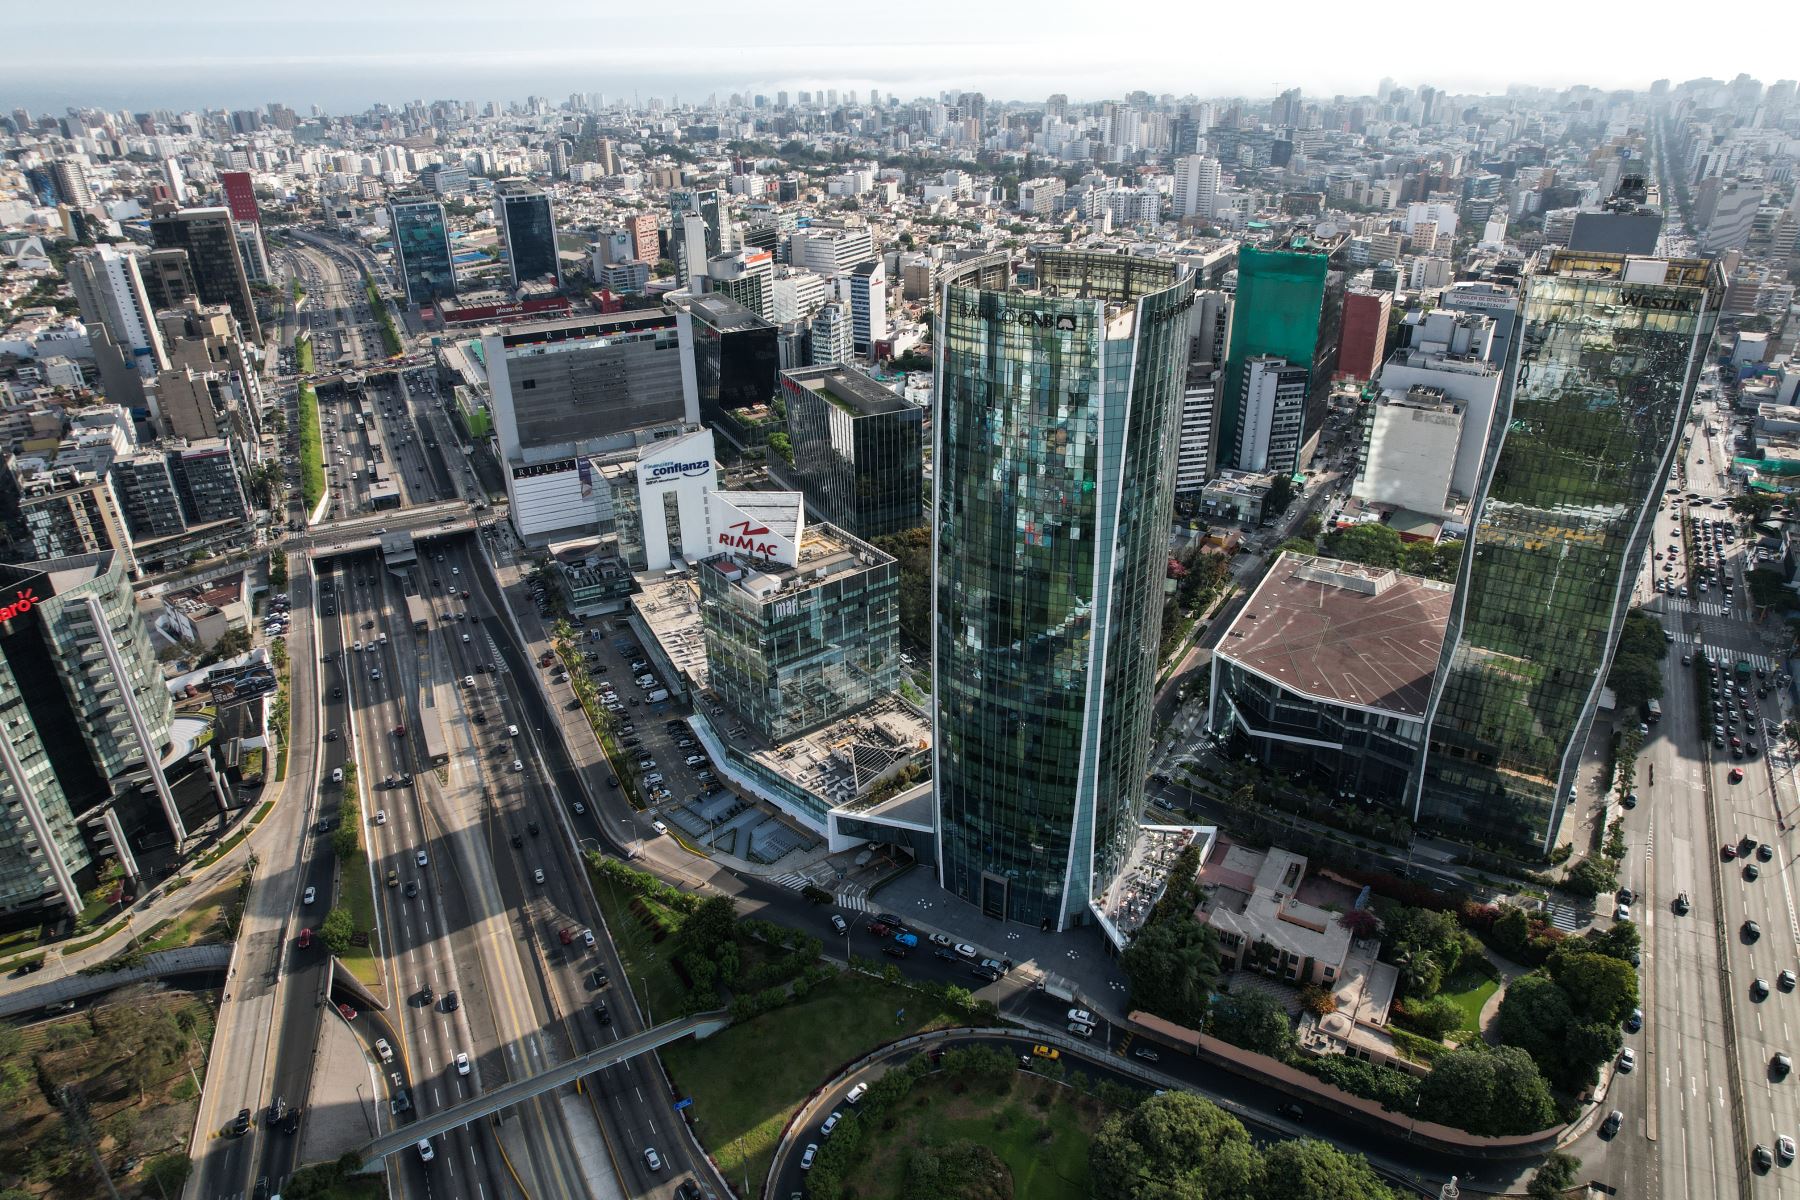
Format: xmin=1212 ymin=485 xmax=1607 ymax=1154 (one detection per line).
xmin=508 ymin=724 xmax=520 ymax=737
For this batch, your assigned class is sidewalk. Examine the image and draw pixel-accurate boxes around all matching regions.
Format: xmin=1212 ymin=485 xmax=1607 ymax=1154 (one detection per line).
xmin=299 ymin=1005 xmax=383 ymax=1163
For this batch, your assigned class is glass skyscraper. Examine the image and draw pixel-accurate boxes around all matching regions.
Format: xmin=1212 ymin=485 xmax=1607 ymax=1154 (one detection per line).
xmin=934 ymin=250 xmax=1194 ymax=930
xmin=1417 ymin=250 xmax=1723 ymax=854
xmin=495 ymin=181 xmax=561 ymax=289
xmin=390 ymin=196 xmax=457 ymax=308
xmin=781 ymin=365 xmax=924 ymax=540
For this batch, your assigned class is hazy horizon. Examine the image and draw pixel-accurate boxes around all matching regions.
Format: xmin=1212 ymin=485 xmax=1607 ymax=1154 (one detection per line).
xmin=5 ymin=0 xmax=1774 ymax=116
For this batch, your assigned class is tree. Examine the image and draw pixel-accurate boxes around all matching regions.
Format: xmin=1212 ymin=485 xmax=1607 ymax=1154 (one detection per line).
xmin=1320 ymin=523 xmax=1404 ymax=568
xmin=1206 ymin=989 xmax=1295 ymax=1059
xmin=1401 ymin=995 xmax=1465 ymax=1040
xmin=679 ymin=894 xmax=738 ymax=956
xmin=1121 ymin=919 xmax=1221 ymax=1029
xmin=1384 ymin=906 xmax=1469 ymax=998
xmin=1263 ymin=473 xmax=1295 ymax=522
xmin=1749 ymin=568 xmax=1792 ymax=611
xmin=1548 ymin=945 xmax=1639 ymax=1026
xmin=1089 ymin=1092 xmax=1264 ymax=1200
xmin=1417 ymin=1045 xmax=1557 ymax=1135
xmin=872 ymin=526 xmax=932 ymax=648
xmin=1259 ymin=1139 xmax=1395 ymax=1200
xmin=1296 ymin=514 xmax=1324 ymax=540
xmin=1494 ymin=973 xmax=1573 ymax=1066
xmin=318 ymin=906 xmax=354 ymax=954
xmin=1275 ymin=537 xmax=1319 ymax=558
xmin=1528 ymin=1151 xmax=1582 ymax=1199
xmin=1586 ymin=919 xmax=1640 ymax=964
xmin=1605 ymin=655 xmax=1664 ymax=711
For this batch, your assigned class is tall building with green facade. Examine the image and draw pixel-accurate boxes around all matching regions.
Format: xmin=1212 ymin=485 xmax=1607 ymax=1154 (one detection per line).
xmin=390 ymin=196 xmax=457 ymax=308
xmin=1416 ymin=250 xmax=1723 ymax=854
xmin=933 ymin=250 xmax=1194 ymax=930
xmin=1220 ymin=242 xmax=1335 ymax=470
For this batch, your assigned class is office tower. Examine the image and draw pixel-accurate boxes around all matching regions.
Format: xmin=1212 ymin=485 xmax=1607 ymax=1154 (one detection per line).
xmin=170 ymin=440 xmax=246 ymax=525
xmin=809 ymin=302 xmax=851 ymax=366
xmin=50 ymin=160 xmax=94 ymax=208
xmin=484 ymin=310 xmax=698 ymax=541
xmin=793 ymin=226 xmax=875 ymax=277
xmin=699 ymin=498 xmax=898 ymax=742
xmin=688 ymin=294 xmax=779 ymax=435
xmin=934 ymin=250 xmax=1194 ymax=930
xmin=1235 ymin=357 xmax=1311 ymax=473
xmin=218 ymin=171 xmax=258 ymax=223
xmin=670 ymin=188 xmax=726 ymax=271
xmin=149 ymin=208 xmax=262 ymax=343
xmin=1175 ymin=370 xmax=1220 ymax=496
xmin=676 ymin=212 xmax=711 ymax=288
xmin=626 ymin=212 xmax=659 ymax=263
xmin=1417 ymin=250 xmax=1723 ymax=854
xmin=706 ymin=248 xmax=775 ymax=321
xmin=1220 ymin=242 xmax=1336 ymax=472
xmin=67 ymin=247 xmax=170 ymax=374
xmin=846 ymin=260 xmax=888 ymax=354
xmin=493 ymin=180 xmax=561 ymax=288
xmin=0 ymin=552 xmax=184 ymax=915
xmin=772 ymin=268 xmax=830 ymax=324
xmin=390 ymin=196 xmax=457 ymax=307
xmin=1438 ymin=280 xmax=1519 ymax=368
xmin=23 ymin=167 xmax=57 ymax=208
xmin=1171 ymin=155 xmax=1221 ymax=220
xmin=1337 ymin=290 xmax=1391 ymax=382
xmin=781 ymin=365 xmax=924 ymax=539
xmin=112 ymin=452 xmax=188 ymax=540
xmin=13 ymin=469 xmax=137 ymax=573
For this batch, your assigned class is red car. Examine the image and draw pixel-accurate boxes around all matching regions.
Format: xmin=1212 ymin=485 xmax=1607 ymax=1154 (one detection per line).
xmin=297 ymin=928 xmax=312 ymax=949
xmin=393 ymin=723 xmax=406 ymax=738
xmin=1723 ymin=843 xmax=1739 ymax=860
xmin=1730 ymin=767 xmax=1745 ymax=783
xmin=337 ymin=1002 xmax=357 ymax=1021
xmin=559 ymin=928 xmax=573 ymax=945
xmin=867 ymin=921 xmax=891 ymax=937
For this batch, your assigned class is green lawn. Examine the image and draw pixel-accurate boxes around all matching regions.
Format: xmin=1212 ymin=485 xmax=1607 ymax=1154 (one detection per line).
xmin=854 ymin=1072 xmax=1107 ymax=1200
xmin=587 ymin=863 xmax=690 ymax=1022
xmin=1440 ymin=964 xmax=1501 ymax=1035
xmin=659 ymin=972 xmax=964 ymax=1189
xmin=295 ymin=333 xmax=314 ymax=374
xmin=298 ymin=383 xmax=325 ymax=512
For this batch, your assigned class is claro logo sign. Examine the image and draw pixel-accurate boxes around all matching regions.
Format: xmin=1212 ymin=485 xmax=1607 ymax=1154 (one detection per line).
xmin=718 ymin=520 xmax=780 ymax=558
xmin=0 ymin=587 xmax=39 ymax=622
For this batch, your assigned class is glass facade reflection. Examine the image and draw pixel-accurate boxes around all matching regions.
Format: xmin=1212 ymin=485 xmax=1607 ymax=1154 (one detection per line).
xmin=782 ymin=365 xmax=925 ymax=540
xmin=934 ymin=251 xmax=1194 ymax=930
xmin=1418 ymin=252 xmax=1722 ymax=854
xmin=496 ymin=182 xmax=561 ymax=288
xmin=391 ymin=197 xmax=456 ymax=307
xmin=701 ymin=526 xmax=899 ymax=742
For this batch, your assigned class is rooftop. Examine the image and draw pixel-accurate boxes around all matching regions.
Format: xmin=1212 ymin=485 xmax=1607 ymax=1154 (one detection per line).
xmin=1218 ymin=552 xmax=1452 ymax=718
xmin=632 ymin=573 xmax=708 ymax=693
xmin=782 ymin=365 xmax=910 ymax=417
xmin=1195 ymin=842 xmax=1355 ymax=970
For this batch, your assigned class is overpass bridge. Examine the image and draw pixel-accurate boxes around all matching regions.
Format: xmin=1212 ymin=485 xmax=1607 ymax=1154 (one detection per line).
xmin=357 ymin=1009 xmax=730 ymax=1163
xmin=302 ymin=501 xmax=496 ymax=562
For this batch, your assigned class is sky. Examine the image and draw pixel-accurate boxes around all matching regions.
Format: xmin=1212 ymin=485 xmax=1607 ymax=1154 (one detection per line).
xmin=6 ymin=0 xmax=1780 ymax=115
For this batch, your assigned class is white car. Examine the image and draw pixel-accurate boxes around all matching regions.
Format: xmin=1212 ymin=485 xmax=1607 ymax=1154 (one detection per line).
xmin=583 ymin=928 xmax=596 ymax=947
xmin=1618 ymin=1047 xmax=1636 ymax=1072
xmin=643 ymin=1147 xmax=662 ymax=1172
xmin=416 ymin=850 xmax=428 ymax=867
xmin=417 ymin=1139 xmax=435 ymax=1162
xmin=374 ymin=1037 xmax=394 ymax=1063
xmin=511 ymin=759 xmax=523 ymax=773
xmin=573 ymin=802 xmax=586 ymax=814
xmin=645 ymin=773 xmax=664 ymax=785
xmin=820 ymin=1111 xmax=842 ymax=1138
xmin=1615 ymin=902 xmax=1632 ymax=921
xmin=454 ymin=1052 xmax=470 ymax=1076
xmin=508 ymin=724 xmax=520 ymax=737
xmin=1067 ymin=1008 xmax=1095 ymax=1027
xmin=463 ymin=675 xmax=475 ymax=688
xmin=651 ymin=820 xmax=668 ymax=835
xmin=685 ymin=755 xmax=707 ymax=767
xmin=533 ymin=868 xmax=546 ymax=884
xmin=302 ymin=886 xmax=317 ymax=906
xmin=954 ymin=943 xmax=978 ymax=959
xmin=846 ymin=1081 xmax=868 ymax=1104
xmin=375 ymin=808 xmax=387 ymax=824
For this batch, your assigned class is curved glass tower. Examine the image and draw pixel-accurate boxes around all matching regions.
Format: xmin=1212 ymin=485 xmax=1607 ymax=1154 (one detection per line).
xmin=933 ymin=251 xmax=1194 ymax=930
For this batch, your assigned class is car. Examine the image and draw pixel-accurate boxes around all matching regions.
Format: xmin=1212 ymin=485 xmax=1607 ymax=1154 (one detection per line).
xmin=831 ymin=915 xmax=848 ymax=935
xmin=338 ymin=1002 xmax=357 ymax=1020
xmin=302 ymin=885 xmax=317 ymax=905
xmin=1757 ymin=1144 xmax=1776 ymax=1171
xmin=980 ymin=957 xmax=1007 ymax=974
xmin=297 ymin=927 xmax=313 ymax=949
xmin=534 ymin=868 xmax=546 ymax=883
xmin=1601 ymin=1109 xmax=1624 ymax=1138
xmin=418 ymin=1138 xmax=435 ymax=1163
xmin=652 ymin=820 xmax=668 ymax=835
xmin=1067 ymin=1008 xmax=1095 ymax=1026
xmin=926 ymin=932 xmax=953 ymax=948
xmin=404 ymin=880 xmax=419 ymax=898
xmin=582 ymin=928 xmax=596 ymax=948
xmin=1761 ymin=843 xmax=1775 ymax=862
xmin=464 ymin=675 xmax=475 ymax=688
xmin=1622 ymin=791 xmax=1638 ymax=809
xmin=454 ymin=1051 xmax=470 ymax=1076
xmin=607 ymin=775 xmax=619 ymax=788
xmin=1779 ymin=1054 xmax=1795 ymax=1079
xmin=416 ymin=850 xmax=428 ymax=867
xmin=1133 ymin=1045 xmax=1160 ymax=1062
xmin=820 ymin=1111 xmax=843 ymax=1138
xmin=1748 ymin=864 xmax=1762 ymax=881
xmin=1067 ymin=1020 xmax=1095 ymax=1038
xmin=644 ymin=1147 xmax=663 ymax=1172
xmin=1731 ymin=767 xmax=1746 ymax=783
xmin=1618 ymin=1047 xmax=1635 ymax=1072
xmin=1724 ymin=843 xmax=1739 ymax=860
xmin=1782 ymin=1136 xmax=1797 ymax=1164
xmin=955 ymin=943 xmax=978 ymax=959
xmin=1783 ymin=971 xmax=1798 ymax=992
xmin=512 ymin=759 xmax=524 ymax=773
xmin=846 ymin=1081 xmax=868 ymax=1105
xmin=559 ymin=927 xmax=574 ymax=945
xmin=882 ymin=944 xmax=910 ymax=959
xmin=1617 ymin=887 xmax=1634 ymax=905
xmin=972 ymin=965 xmax=1001 ymax=982
xmin=386 ymin=868 xmax=399 ymax=888
xmin=443 ymin=991 xmax=459 ymax=1011
xmin=1755 ymin=979 xmax=1772 ymax=1001
xmin=1031 ymin=1044 xmax=1060 ymax=1061
xmin=375 ymin=1037 xmax=394 ymax=1063
xmin=685 ymin=755 xmax=707 ymax=767
xmin=232 ymin=1108 xmax=252 ymax=1136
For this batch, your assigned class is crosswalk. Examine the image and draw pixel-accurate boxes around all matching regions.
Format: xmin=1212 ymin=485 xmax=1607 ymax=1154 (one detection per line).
xmin=1543 ymin=901 xmax=1586 ymax=933
xmin=768 ymin=869 xmax=872 ymax=911
xmin=1687 ymin=642 xmax=1783 ymax=674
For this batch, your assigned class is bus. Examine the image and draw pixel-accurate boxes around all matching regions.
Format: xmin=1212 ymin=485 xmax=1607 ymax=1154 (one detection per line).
xmin=1644 ymin=697 xmax=1662 ymax=724
xmin=404 ymin=594 xmax=430 ymax=634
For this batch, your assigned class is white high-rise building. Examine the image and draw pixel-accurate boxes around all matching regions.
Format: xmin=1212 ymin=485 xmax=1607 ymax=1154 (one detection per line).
xmin=844 ymin=260 xmax=888 ymax=354
xmin=1171 ymin=155 xmax=1222 ymax=220
xmin=67 ymin=246 xmax=168 ymax=372
xmin=772 ymin=267 xmax=830 ymax=323
xmin=810 ymin=301 xmax=852 ymax=366
xmin=1236 ymin=356 xmax=1310 ymax=474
